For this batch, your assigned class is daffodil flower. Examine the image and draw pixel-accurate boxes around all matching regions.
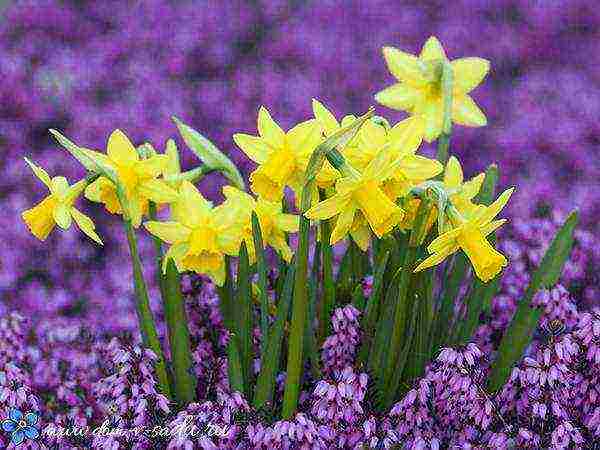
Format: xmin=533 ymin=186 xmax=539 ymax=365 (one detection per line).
xmin=21 ymin=158 xmax=102 ymax=244
xmin=375 ymin=36 xmax=490 ymax=142
xmin=233 ymin=106 xmax=321 ymax=202
xmin=414 ymin=187 xmax=514 ymax=282
xmin=83 ymin=129 xmax=178 ymax=227
xmin=305 ymin=151 xmax=405 ymax=246
xmin=220 ymin=186 xmax=299 ymax=263
xmin=143 ymin=181 xmax=241 ymax=286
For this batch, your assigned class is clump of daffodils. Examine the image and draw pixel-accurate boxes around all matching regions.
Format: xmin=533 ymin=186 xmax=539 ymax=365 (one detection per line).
xmin=21 ymin=36 xmax=509 ymax=285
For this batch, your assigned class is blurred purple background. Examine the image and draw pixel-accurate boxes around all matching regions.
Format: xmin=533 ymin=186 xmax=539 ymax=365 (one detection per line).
xmin=1 ymin=0 xmax=598 ymax=333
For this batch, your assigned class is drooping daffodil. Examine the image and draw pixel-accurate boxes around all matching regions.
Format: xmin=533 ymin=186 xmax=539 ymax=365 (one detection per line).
xmin=21 ymin=158 xmax=102 ymax=244
xmin=84 ymin=129 xmax=178 ymax=227
xmin=220 ymin=186 xmax=299 ymax=263
xmin=414 ymin=187 xmax=514 ymax=282
xmin=375 ymin=36 xmax=489 ymax=142
xmin=233 ymin=106 xmax=321 ymax=202
xmin=143 ymin=181 xmax=242 ymax=286
xmin=305 ymin=150 xmax=405 ymax=247
xmin=443 ymin=156 xmax=485 ymax=217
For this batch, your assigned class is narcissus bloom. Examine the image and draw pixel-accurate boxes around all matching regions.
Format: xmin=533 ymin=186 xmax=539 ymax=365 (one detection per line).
xmin=21 ymin=158 xmax=102 ymax=244
xmin=233 ymin=106 xmax=321 ymax=201
xmin=84 ymin=130 xmax=178 ymax=227
xmin=144 ymin=181 xmax=241 ymax=286
xmin=221 ymin=186 xmax=298 ymax=263
xmin=414 ymin=187 xmax=514 ymax=282
xmin=375 ymin=36 xmax=489 ymax=142
xmin=443 ymin=156 xmax=485 ymax=217
xmin=305 ymin=151 xmax=405 ymax=245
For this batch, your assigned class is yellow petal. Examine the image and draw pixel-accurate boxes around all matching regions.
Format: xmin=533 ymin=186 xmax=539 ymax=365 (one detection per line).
xmin=388 ymin=116 xmax=424 ymax=155
xmin=419 ymin=36 xmax=447 ymax=62
xmin=479 ymin=187 xmax=514 ymax=224
xmin=452 ymin=94 xmax=487 ymax=127
xmin=304 ymin=194 xmax=347 ymax=220
xmin=232 ymin=134 xmax=269 ymax=164
xmin=164 ymin=139 xmax=181 ymax=176
xmin=137 ymin=179 xmax=179 ymax=204
xmin=269 ymin=233 xmax=294 ymax=263
xmin=414 ymin=246 xmax=455 ymax=272
xmin=85 ymin=178 xmax=122 ymax=214
xmin=457 ymin=225 xmax=507 ymax=282
xmin=444 ymin=156 xmax=464 ymax=189
xmin=286 ymin=119 xmax=322 ymax=158
xmin=22 ymin=196 xmax=57 ymax=241
xmin=421 ymin=98 xmax=444 ymax=143
xmin=274 ymin=213 xmax=299 ymax=233
xmin=258 ymin=106 xmax=285 ymax=150
xmin=374 ymin=83 xmax=419 ymax=111
xmin=50 ymin=176 xmax=70 ymax=199
xmin=135 ymin=155 xmax=168 ymax=178
xmin=462 ymin=173 xmax=485 ymax=200
xmin=144 ymin=221 xmax=190 ymax=244
xmin=480 ymin=218 xmax=507 ymax=237
xmin=53 ymin=203 xmax=72 ymax=229
xmin=451 ymin=57 xmax=490 ymax=94
xmin=71 ymin=208 xmax=103 ymax=245
xmin=107 ymin=129 xmax=139 ymax=165
xmin=382 ymin=46 xmax=426 ymax=86
xmin=127 ymin=196 xmax=144 ymax=228
xmin=312 ymin=99 xmax=339 ymax=136
xmin=353 ymin=182 xmax=404 ymax=238
xmin=350 ymin=223 xmax=371 ymax=252
xmin=162 ymin=242 xmax=189 ymax=273
xmin=330 ymin=206 xmax=356 ymax=245
xmin=427 ymin=227 xmax=462 ymax=253
xmin=398 ymin=155 xmax=443 ymax=181
xmin=24 ymin=157 xmax=52 ymax=190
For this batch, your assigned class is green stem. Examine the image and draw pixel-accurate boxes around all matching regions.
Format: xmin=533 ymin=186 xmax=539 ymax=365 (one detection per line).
xmin=318 ymin=192 xmax=335 ymax=343
xmin=282 ymin=186 xmax=311 ymax=418
xmin=164 ymin=259 xmax=196 ymax=405
xmin=236 ymin=241 xmax=252 ymax=397
xmin=123 ymin=218 xmax=172 ymax=399
xmin=217 ymin=256 xmax=235 ymax=332
xmin=148 ymin=202 xmax=167 ymax=299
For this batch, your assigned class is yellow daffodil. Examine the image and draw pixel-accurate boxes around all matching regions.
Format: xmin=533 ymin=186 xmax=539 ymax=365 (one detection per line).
xmin=233 ymin=106 xmax=322 ymax=201
xmin=220 ymin=186 xmax=299 ymax=263
xmin=84 ymin=130 xmax=178 ymax=227
xmin=143 ymin=181 xmax=241 ymax=286
xmin=21 ymin=158 xmax=102 ymax=244
xmin=305 ymin=151 xmax=404 ymax=246
xmin=414 ymin=187 xmax=514 ymax=282
xmin=443 ymin=156 xmax=485 ymax=217
xmin=375 ymin=36 xmax=489 ymax=142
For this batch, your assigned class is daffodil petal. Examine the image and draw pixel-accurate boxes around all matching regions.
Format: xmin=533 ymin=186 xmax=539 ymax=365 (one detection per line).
xmin=481 ymin=219 xmax=507 ymax=237
xmin=312 ymin=98 xmax=339 ymax=135
xmin=287 ymin=119 xmax=322 ymax=158
xmin=233 ymin=133 xmax=270 ymax=164
xmin=480 ymin=187 xmax=514 ymax=224
xmin=462 ymin=173 xmax=485 ymax=200
xmin=452 ymin=94 xmax=487 ymax=127
xmin=305 ymin=194 xmax=346 ymax=220
xmin=274 ymin=214 xmax=299 ymax=233
xmin=414 ymin=246 xmax=455 ymax=272
xmin=71 ymin=208 xmax=103 ymax=245
xmin=350 ymin=224 xmax=371 ymax=252
xmin=374 ymin=83 xmax=419 ymax=111
xmin=258 ymin=106 xmax=285 ymax=149
xmin=398 ymin=155 xmax=443 ymax=180
xmin=330 ymin=206 xmax=356 ymax=245
xmin=419 ymin=36 xmax=447 ymax=62
xmin=107 ymin=129 xmax=139 ymax=165
xmin=382 ymin=46 xmax=426 ymax=86
xmin=421 ymin=98 xmax=444 ymax=143
xmin=53 ymin=203 xmax=72 ymax=229
xmin=138 ymin=179 xmax=179 ymax=204
xmin=145 ymin=221 xmax=190 ymax=244
xmin=388 ymin=116 xmax=424 ymax=155
xmin=164 ymin=139 xmax=181 ymax=177
xmin=50 ymin=176 xmax=70 ymax=198
xmin=444 ymin=156 xmax=464 ymax=189
xmin=24 ymin=157 xmax=52 ymax=190
xmin=451 ymin=57 xmax=490 ymax=94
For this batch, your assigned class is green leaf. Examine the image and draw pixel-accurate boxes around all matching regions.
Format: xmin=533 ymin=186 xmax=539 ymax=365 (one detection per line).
xmin=236 ymin=241 xmax=253 ymax=396
xmin=252 ymin=212 xmax=270 ymax=358
xmin=253 ymin=264 xmax=295 ymax=409
xmin=488 ymin=210 xmax=579 ymax=391
xmin=172 ymin=116 xmax=245 ymax=190
xmin=49 ymin=129 xmax=117 ymax=183
xmin=227 ymin=337 xmax=245 ymax=394
xmin=164 ymin=259 xmax=196 ymax=405
xmin=318 ymin=206 xmax=335 ymax=343
xmin=475 ymin=164 xmax=498 ymax=205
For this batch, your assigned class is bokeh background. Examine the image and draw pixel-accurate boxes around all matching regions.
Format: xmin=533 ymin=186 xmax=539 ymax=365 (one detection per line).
xmin=1 ymin=0 xmax=598 ymax=334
